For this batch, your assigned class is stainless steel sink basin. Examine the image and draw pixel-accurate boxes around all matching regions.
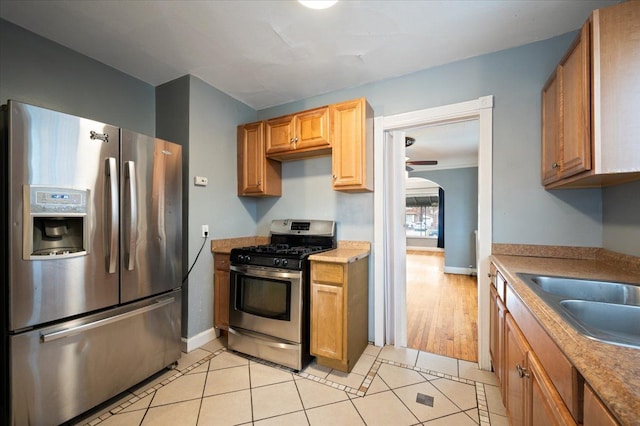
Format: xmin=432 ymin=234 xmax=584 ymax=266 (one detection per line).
xmin=516 ymin=273 xmax=640 ymax=349
xmin=559 ymin=300 xmax=640 ymax=348
xmin=518 ymin=274 xmax=640 ymax=306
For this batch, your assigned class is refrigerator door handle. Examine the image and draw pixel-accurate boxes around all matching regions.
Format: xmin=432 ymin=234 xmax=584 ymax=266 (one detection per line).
xmin=106 ymin=157 xmax=119 ymax=274
xmin=40 ymin=297 xmax=175 ymax=343
xmin=125 ymin=161 xmax=138 ymax=271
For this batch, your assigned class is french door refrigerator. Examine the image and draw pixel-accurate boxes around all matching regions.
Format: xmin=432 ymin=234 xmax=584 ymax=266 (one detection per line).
xmin=0 ymin=101 xmax=183 ymax=425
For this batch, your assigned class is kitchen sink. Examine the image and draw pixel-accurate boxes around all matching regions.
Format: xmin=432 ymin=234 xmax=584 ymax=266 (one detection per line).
xmin=558 ymin=300 xmax=640 ymax=347
xmin=517 ymin=273 xmax=640 ymax=348
xmin=519 ymin=274 xmax=640 ymax=306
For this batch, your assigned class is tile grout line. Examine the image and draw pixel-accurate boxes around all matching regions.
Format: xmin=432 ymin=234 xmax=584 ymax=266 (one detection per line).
xmin=81 ymin=349 xmax=221 ymax=426
xmin=82 ymin=346 xmax=494 ymax=425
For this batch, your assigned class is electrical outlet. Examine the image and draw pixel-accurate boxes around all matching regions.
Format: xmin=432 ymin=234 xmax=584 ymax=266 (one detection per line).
xmin=202 ymin=224 xmax=209 ymax=238
xmin=194 ymin=176 xmax=208 ymax=186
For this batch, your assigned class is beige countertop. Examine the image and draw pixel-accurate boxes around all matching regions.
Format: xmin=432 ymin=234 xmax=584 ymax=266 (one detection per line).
xmin=210 ymin=236 xmax=269 ymax=254
xmin=309 ymin=241 xmax=371 ymax=264
xmin=492 ymin=251 xmax=640 ymax=425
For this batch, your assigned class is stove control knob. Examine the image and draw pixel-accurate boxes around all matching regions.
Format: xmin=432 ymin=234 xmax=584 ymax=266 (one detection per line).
xmin=245 ymin=255 xmax=251 ymax=263
xmin=273 ymin=258 xmax=281 ymax=266
xmin=282 ymin=259 xmax=288 ymax=267
xmin=238 ymin=255 xmax=245 ymax=262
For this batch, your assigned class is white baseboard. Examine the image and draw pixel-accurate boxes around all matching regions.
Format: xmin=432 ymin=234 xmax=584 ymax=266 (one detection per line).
xmin=181 ymin=327 xmax=220 ymax=353
xmin=444 ymin=266 xmax=477 ymax=276
xmin=406 ymin=246 xmax=444 ymax=252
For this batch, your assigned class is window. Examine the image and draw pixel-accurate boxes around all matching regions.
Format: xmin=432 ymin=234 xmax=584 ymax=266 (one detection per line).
xmin=405 ymin=195 xmax=439 ymax=238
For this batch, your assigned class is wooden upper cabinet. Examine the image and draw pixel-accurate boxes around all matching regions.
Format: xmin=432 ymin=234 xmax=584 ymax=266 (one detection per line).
xmin=541 ymin=71 xmax=560 ymax=186
xmin=331 ymin=98 xmax=374 ymax=192
xmin=542 ymin=1 xmax=640 ymax=189
xmin=265 ymin=106 xmax=331 ymax=160
xmin=541 ymin=21 xmax=591 ymax=186
xmin=237 ymin=121 xmax=281 ymax=197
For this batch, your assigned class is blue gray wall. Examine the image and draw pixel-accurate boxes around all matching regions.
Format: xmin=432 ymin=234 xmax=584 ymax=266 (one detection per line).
xmin=602 ymin=181 xmax=640 ymax=257
xmin=0 ymin=19 xmax=155 ymax=135
xmin=411 ymin=168 xmax=479 ymax=269
xmin=257 ymin=31 xmax=605 ymax=258
xmin=3 ymin=16 xmax=639 ymax=344
xmin=156 ymin=75 xmax=258 ymax=338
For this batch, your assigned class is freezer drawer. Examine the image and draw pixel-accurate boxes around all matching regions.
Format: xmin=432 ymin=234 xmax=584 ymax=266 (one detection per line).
xmin=9 ymin=290 xmax=181 ymax=426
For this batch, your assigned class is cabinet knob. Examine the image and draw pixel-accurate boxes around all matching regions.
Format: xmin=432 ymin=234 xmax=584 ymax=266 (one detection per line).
xmin=290 ymin=138 xmax=294 ymax=144
xmin=516 ymin=363 xmax=529 ymax=378
xmin=332 ymin=175 xmax=337 ymax=180
xmin=294 ymin=137 xmax=298 ymax=143
xmin=257 ymin=180 xmax=261 ymax=186
xmin=487 ymin=273 xmax=494 ymax=278
xmin=552 ymin=162 xmax=559 ymax=169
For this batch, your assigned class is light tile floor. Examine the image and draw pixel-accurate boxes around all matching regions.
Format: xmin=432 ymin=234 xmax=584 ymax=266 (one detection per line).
xmin=70 ymin=337 xmax=508 ymax=426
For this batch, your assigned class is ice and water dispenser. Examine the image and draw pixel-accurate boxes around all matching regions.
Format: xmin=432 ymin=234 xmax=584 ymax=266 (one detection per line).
xmin=23 ymin=185 xmax=89 ymax=259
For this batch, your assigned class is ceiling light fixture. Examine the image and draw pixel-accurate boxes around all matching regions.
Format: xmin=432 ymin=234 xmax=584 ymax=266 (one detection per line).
xmin=298 ymin=0 xmax=338 ymax=10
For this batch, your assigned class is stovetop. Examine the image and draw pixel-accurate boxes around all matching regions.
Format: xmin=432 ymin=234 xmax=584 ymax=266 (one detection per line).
xmin=230 ymin=243 xmax=333 ymax=270
xmin=230 ymin=219 xmax=336 ymax=270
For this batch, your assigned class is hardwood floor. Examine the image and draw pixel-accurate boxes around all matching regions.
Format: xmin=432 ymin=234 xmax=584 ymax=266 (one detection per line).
xmin=406 ymin=250 xmax=478 ymax=362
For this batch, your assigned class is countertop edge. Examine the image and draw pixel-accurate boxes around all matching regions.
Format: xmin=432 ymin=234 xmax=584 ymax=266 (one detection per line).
xmin=491 ymin=254 xmax=640 ymax=426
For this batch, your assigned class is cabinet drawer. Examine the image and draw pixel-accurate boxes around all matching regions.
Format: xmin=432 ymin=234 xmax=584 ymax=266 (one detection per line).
xmin=312 ymin=262 xmax=344 ymax=285
xmin=495 ymin=270 xmax=507 ymax=302
xmin=214 ymin=255 xmax=230 ymax=271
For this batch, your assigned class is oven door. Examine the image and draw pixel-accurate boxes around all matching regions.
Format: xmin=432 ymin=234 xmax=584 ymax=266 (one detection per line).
xmin=229 ymin=264 xmax=302 ymax=343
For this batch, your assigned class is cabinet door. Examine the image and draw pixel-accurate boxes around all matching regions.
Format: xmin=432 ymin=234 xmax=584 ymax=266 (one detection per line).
xmin=541 ymin=71 xmax=560 ymax=185
xmin=310 ymin=283 xmax=344 ymax=360
xmin=295 ymin=107 xmax=330 ymax=150
xmin=214 ymin=255 xmax=230 ymax=330
xmin=490 ymin=285 xmax=506 ymax=401
xmin=583 ymin=383 xmax=618 ymax=426
xmin=528 ymin=352 xmax=576 ymax=426
xmin=214 ymin=269 xmax=230 ymax=330
xmin=266 ymin=115 xmax=294 ymax=155
xmin=238 ymin=122 xmax=281 ymax=197
xmin=558 ymin=21 xmax=591 ymax=179
xmin=238 ymin=122 xmax=264 ymax=194
xmin=505 ymin=313 xmax=531 ymax=426
xmin=331 ymin=98 xmax=372 ymax=191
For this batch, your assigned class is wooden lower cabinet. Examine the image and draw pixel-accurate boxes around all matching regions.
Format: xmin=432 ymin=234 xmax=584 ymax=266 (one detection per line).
xmin=583 ymin=383 xmax=619 ymax=426
xmin=505 ymin=313 xmax=530 ymax=426
xmin=528 ymin=351 xmax=576 ymax=426
xmin=310 ymin=282 xmax=344 ymax=360
xmin=213 ymin=254 xmax=230 ymax=330
xmin=310 ymin=256 xmax=369 ymax=372
xmin=504 ymin=313 xmax=577 ymax=426
xmin=490 ymin=284 xmax=506 ymax=401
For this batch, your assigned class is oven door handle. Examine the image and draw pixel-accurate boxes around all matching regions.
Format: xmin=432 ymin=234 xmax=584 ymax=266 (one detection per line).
xmin=228 ymin=327 xmax=300 ymax=350
xmin=230 ymin=264 xmax=302 ymax=280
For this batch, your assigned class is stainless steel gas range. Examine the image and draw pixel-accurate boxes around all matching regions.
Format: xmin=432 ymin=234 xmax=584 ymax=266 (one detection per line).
xmin=228 ymin=219 xmax=336 ymax=371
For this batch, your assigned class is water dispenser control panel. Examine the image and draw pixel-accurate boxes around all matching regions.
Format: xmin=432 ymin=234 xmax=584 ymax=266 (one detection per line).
xmin=23 ymin=185 xmax=90 ymax=259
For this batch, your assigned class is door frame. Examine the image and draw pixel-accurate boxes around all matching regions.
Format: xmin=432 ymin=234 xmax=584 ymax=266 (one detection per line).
xmin=373 ymin=95 xmax=494 ymax=370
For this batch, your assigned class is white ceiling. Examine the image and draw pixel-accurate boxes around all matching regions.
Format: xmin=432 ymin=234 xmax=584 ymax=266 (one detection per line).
xmin=0 ymin=0 xmax=616 ymax=168
xmin=405 ymin=119 xmax=479 ymax=171
xmin=0 ymin=0 xmax=616 ymax=111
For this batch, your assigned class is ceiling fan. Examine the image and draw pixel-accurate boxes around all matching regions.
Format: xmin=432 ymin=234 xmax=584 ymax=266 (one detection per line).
xmin=405 ymin=136 xmax=437 ymax=171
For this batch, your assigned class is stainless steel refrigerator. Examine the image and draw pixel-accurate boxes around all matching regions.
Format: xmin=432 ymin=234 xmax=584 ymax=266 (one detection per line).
xmin=0 ymin=101 xmax=183 ymax=425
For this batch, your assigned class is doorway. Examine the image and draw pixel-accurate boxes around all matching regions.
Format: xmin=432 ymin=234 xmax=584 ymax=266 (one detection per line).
xmin=373 ymin=96 xmax=493 ymax=370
